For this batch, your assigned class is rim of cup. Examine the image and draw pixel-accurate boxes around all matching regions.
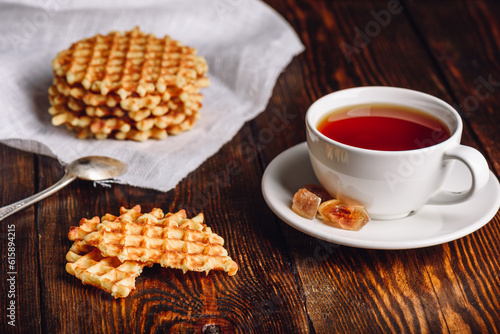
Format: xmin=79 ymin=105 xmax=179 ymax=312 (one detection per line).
xmin=306 ymin=86 xmax=463 ymax=156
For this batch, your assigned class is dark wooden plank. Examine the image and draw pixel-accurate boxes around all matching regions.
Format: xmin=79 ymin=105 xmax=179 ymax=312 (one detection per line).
xmin=0 ymin=144 xmax=41 ymax=334
xmin=402 ymin=1 xmax=500 ymax=332
xmin=261 ymin=0 xmax=500 ymax=333
xmin=404 ymin=0 xmax=500 ymax=175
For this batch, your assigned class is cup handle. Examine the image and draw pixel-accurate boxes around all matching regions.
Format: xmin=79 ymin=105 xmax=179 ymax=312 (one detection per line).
xmin=427 ymin=145 xmax=490 ymax=205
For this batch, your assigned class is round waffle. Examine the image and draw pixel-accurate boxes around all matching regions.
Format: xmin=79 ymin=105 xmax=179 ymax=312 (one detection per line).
xmin=48 ymin=27 xmax=209 ymax=141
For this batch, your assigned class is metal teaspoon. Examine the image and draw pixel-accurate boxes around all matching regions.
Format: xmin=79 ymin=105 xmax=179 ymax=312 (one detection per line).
xmin=0 ymin=156 xmax=127 ymax=221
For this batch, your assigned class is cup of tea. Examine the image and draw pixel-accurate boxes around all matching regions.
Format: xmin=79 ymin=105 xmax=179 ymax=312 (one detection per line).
xmin=306 ymin=86 xmax=490 ymax=220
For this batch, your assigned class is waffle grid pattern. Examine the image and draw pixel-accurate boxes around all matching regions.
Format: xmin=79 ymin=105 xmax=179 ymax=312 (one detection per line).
xmin=65 ymin=205 xmax=238 ymax=298
xmin=49 ymin=27 xmax=209 ymax=141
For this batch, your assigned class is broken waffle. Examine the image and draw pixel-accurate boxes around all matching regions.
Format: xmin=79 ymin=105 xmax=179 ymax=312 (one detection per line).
xmin=66 ymin=215 xmax=151 ymax=298
xmin=49 ymin=27 xmax=209 ymax=141
xmin=65 ymin=205 xmax=238 ymax=298
xmin=84 ymin=206 xmax=238 ymax=276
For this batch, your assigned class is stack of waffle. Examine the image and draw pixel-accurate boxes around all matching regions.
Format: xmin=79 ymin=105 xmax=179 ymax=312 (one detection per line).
xmin=49 ymin=27 xmax=210 ymax=141
xmin=66 ymin=205 xmax=238 ymax=298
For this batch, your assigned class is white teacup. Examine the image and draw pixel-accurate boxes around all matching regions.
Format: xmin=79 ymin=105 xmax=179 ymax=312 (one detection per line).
xmin=306 ymin=87 xmax=490 ymax=220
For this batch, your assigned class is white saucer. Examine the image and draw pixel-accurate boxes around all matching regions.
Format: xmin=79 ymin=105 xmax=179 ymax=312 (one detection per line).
xmin=262 ymin=142 xmax=500 ymax=249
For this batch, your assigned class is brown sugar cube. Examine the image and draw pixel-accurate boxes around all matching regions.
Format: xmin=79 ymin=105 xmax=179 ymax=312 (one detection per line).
xmin=318 ymin=199 xmax=370 ymax=231
xmin=292 ymin=188 xmax=321 ymax=220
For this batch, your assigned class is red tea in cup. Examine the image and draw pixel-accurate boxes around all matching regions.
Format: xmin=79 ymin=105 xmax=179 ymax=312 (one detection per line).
xmin=317 ymin=104 xmax=450 ymax=151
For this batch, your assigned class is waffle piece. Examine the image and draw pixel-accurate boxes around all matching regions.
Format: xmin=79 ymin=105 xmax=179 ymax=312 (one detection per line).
xmin=66 ymin=214 xmax=151 ymax=298
xmin=84 ymin=206 xmax=238 ymax=276
xmin=66 ymin=216 xmax=101 ymax=262
xmin=66 ymin=248 xmax=149 ymax=298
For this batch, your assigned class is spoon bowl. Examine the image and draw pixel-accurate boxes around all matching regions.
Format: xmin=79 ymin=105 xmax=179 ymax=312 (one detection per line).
xmin=0 ymin=156 xmax=127 ymax=221
xmin=66 ymin=156 xmax=128 ymax=181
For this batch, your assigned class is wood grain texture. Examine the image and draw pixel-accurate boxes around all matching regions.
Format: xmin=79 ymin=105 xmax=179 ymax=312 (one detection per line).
xmin=0 ymin=146 xmax=40 ymax=334
xmin=1 ymin=0 xmax=499 ymax=333
xmin=263 ymin=0 xmax=500 ymax=333
xmin=403 ymin=0 xmax=500 ymax=174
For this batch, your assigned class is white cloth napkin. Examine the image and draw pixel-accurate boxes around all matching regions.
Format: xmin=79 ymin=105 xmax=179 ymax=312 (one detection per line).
xmin=0 ymin=0 xmax=304 ymax=191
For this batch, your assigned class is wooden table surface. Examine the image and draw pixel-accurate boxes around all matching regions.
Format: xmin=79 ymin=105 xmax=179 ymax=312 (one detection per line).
xmin=2 ymin=0 xmax=500 ymax=333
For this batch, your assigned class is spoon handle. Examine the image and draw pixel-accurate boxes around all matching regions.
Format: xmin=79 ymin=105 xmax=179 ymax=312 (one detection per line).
xmin=0 ymin=173 xmax=77 ymax=222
